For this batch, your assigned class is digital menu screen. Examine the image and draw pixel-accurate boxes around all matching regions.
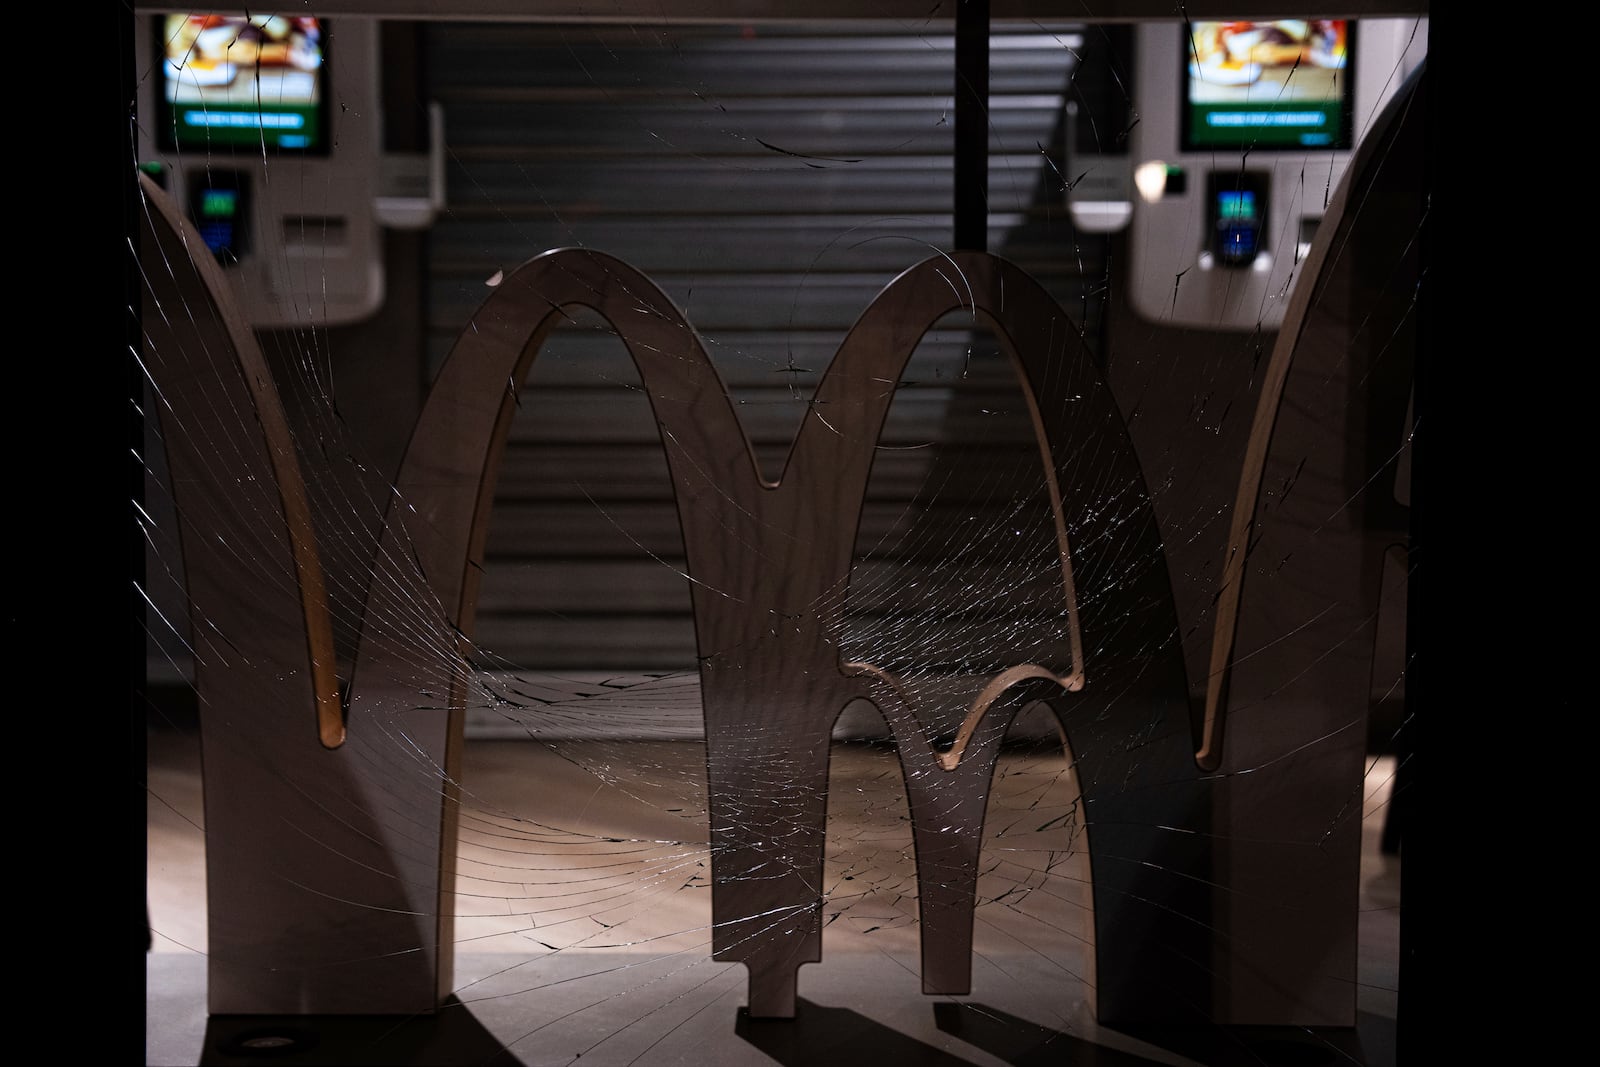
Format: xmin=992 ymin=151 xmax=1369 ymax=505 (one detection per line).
xmin=158 ymin=15 xmax=328 ymax=153
xmin=1182 ymin=20 xmax=1353 ymax=151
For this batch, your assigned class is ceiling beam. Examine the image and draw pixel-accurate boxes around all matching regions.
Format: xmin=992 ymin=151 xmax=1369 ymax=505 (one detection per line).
xmin=132 ymin=2 xmax=1429 ymax=22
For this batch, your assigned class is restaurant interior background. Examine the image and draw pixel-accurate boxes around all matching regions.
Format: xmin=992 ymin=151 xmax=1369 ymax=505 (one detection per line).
xmin=79 ymin=4 xmax=1549 ymax=1064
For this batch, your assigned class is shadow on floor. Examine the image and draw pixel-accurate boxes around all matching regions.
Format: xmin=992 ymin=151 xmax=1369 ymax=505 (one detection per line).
xmin=736 ymin=999 xmax=976 ymax=1066
xmin=933 ymin=1002 xmax=1170 ymax=1065
xmin=199 ymin=997 xmax=524 ymax=1067
xmin=1109 ymin=1020 xmax=1370 ymax=1067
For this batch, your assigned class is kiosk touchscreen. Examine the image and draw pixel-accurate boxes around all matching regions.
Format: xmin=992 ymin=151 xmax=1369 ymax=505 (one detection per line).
xmin=1126 ymin=18 xmax=1425 ymax=330
xmin=1182 ymin=20 xmax=1353 ymax=152
xmin=137 ymin=13 xmax=382 ymax=328
xmin=156 ymin=15 xmax=330 ymax=154
xmin=136 ymin=13 xmax=442 ymax=328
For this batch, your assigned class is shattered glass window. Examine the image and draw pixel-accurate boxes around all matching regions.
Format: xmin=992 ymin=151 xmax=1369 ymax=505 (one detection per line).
xmin=135 ymin=7 xmax=1425 ymax=1065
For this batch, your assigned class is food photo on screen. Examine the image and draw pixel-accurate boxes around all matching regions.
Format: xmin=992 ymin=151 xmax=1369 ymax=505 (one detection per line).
xmin=160 ymin=15 xmax=326 ymax=151
xmin=1184 ymin=19 xmax=1351 ymax=150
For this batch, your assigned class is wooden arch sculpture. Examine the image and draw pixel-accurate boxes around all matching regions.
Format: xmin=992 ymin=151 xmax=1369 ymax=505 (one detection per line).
xmin=137 ymin=174 xmax=460 ymax=1015
xmin=363 ymin=246 xmax=1202 ymax=1021
xmin=139 ymin=38 xmax=1429 ymax=1017
xmin=1193 ymin=63 xmax=1427 ymax=1024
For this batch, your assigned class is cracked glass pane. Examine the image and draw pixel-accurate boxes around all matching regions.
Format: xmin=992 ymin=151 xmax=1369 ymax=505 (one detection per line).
xmin=135 ymin=7 xmax=1422 ymax=1065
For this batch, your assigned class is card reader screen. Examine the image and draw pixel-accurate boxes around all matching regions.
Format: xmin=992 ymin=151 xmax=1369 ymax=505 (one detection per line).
xmin=1207 ymin=172 xmax=1268 ymax=268
xmin=1217 ymin=191 xmax=1255 ymax=219
xmin=188 ymin=170 xmax=249 ymax=264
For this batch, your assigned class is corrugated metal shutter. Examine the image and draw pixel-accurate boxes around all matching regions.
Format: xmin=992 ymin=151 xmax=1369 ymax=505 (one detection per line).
xmin=423 ymin=20 xmax=1115 ymax=700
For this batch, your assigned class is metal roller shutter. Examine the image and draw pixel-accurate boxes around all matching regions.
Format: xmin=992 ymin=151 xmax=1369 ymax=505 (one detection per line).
xmin=423 ymin=20 xmax=1118 ymax=721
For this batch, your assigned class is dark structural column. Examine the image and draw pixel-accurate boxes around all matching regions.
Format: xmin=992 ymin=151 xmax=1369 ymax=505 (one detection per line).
xmin=954 ymin=0 xmax=990 ymax=252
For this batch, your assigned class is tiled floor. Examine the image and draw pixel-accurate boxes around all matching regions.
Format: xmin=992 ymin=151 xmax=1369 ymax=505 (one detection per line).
xmin=146 ymin=729 xmax=1400 ymax=1066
